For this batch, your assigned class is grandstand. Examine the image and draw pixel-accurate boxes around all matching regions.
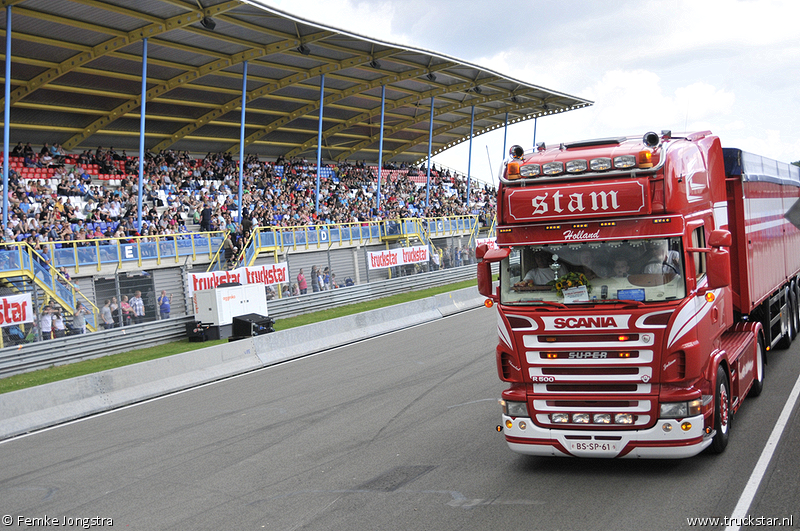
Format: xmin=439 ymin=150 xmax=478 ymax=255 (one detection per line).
xmin=0 ymin=0 xmax=589 ymax=349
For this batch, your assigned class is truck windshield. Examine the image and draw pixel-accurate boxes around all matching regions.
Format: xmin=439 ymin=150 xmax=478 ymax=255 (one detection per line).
xmin=499 ymin=237 xmax=686 ymax=304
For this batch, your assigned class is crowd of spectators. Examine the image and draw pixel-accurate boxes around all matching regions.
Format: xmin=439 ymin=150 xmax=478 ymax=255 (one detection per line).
xmin=2 ymin=144 xmax=497 ymax=257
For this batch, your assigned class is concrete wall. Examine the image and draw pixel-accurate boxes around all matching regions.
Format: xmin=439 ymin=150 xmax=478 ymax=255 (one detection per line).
xmin=0 ymin=287 xmax=484 ymax=440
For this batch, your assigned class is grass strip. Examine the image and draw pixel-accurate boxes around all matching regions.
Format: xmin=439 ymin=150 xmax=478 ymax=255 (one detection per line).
xmin=0 ymin=279 xmax=478 ymax=395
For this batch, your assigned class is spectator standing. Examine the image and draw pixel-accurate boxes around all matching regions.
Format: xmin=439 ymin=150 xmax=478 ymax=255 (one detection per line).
xmin=73 ymin=302 xmax=89 ymax=334
xmin=311 ymin=265 xmax=320 ymax=292
xmin=39 ymin=305 xmax=53 ymax=340
xmin=297 ymin=268 xmax=307 ymax=294
xmin=119 ymin=295 xmax=134 ymax=326
xmin=52 ymin=308 xmax=66 ymax=338
xmin=158 ymin=290 xmax=172 ymax=319
xmin=101 ymin=299 xmax=114 ymax=330
xmin=129 ymin=291 xmax=145 ymax=324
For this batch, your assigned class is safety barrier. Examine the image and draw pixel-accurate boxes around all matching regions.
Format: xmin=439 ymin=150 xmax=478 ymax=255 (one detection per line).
xmin=0 ymin=285 xmax=485 ymax=440
xmin=0 ymin=265 xmax=478 ymax=378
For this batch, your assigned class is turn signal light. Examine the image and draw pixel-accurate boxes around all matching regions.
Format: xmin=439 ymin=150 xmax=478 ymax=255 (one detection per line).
xmin=638 ymin=150 xmax=653 ymax=168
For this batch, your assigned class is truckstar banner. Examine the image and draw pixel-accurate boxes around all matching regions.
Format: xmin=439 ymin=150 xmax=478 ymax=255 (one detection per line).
xmin=0 ymin=294 xmax=33 ymax=327
xmin=187 ymin=263 xmax=288 ymax=296
xmin=368 ymin=246 xmax=429 ymax=270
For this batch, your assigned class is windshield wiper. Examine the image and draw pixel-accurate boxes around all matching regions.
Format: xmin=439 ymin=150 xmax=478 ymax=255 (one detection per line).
xmin=516 ymin=299 xmax=569 ymax=309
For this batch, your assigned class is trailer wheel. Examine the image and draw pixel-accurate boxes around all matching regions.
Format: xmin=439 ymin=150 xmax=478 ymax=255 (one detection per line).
xmin=791 ymin=288 xmax=799 ymax=341
xmin=776 ymin=289 xmax=794 ymax=350
xmin=748 ymin=338 xmax=765 ymax=398
xmin=710 ymin=366 xmax=731 ymax=454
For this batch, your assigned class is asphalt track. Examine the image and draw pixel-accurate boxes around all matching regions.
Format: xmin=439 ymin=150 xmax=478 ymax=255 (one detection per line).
xmin=1 ymin=307 xmax=798 ymax=531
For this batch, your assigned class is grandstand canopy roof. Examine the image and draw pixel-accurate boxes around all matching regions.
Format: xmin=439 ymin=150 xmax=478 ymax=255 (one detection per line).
xmin=0 ymin=0 xmax=593 ymax=166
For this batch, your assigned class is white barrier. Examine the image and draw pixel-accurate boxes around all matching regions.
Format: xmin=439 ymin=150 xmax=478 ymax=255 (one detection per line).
xmin=0 ymin=287 xmax=483 ymax=440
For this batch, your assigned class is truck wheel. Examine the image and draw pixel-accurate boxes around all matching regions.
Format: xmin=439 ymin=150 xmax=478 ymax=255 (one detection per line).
xmin=748 ymin=338 xmax=765 ymax=398
xmin=791 ymin=289 xmax=799 ymax=341
xmin=710 ymin=366 xmax=731 ymax=454
xmin=776 ymin=289 xmax=793 ymax=349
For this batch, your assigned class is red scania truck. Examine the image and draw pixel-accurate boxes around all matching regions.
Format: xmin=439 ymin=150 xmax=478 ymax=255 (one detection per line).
xmin=476 ymin=131 xmax=800 ymax=458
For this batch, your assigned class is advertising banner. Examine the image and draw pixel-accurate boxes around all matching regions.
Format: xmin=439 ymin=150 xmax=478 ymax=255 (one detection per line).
xmin=368 ymin=246 xmax=429 ymax=270
xmin=187 ymin=262 xmax=288 ymax=296
xmin=0 ymin=293 xmax=34 ymax=327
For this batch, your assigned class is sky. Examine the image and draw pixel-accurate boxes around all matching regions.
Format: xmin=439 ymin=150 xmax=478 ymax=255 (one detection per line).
xmin=256 ymin=0 xmax=800 ymax=184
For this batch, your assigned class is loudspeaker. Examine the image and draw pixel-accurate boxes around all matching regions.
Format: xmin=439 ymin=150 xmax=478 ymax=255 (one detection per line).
xmin=232 ymin=313 xmax=274 ymax=337
xmin=186 ymin=321 xmax=209 ymax=342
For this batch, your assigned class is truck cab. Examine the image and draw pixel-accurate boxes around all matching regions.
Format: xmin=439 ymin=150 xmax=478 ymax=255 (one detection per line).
xmin=476 ymin=131 xmax=785 ymax=458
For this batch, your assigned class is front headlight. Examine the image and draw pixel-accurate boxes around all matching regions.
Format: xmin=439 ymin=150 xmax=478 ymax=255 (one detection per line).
xmin=660 ymin=399 xmax=702 ymax=418
xmin=501 ymin=400 xmax=529 ymax=417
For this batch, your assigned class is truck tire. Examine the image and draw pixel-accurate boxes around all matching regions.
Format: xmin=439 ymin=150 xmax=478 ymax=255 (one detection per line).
xmin=748 ymin=338 xmax=765 ymax=398
xmin=710 ymin=366 xmax=731 ymax=454
xmin=790 ymin=288 xmax=799 ymax=341
xmin=776 ymin=289 xmax=793 ymax=350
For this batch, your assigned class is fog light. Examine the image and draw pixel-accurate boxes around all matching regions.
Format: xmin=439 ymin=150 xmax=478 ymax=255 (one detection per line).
xmin=681 ymin=422 xmax=692 ymax=431
xmin=518 ymin=420 xmax=527 ymax=430
xmin=615 ymin=413 xmax=634 ymax=424
xmin=593 ymin=413 xmax=611 ymax=424
xmin=572 ymin=413 xmax=590 ymax=424
xmin=662 ymin=423 xmax=672 ymax=432
xmin=551 ymin=413 xmax=569 ymax=423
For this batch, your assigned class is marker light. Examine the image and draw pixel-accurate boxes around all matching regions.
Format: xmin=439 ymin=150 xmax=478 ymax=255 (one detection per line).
xmin=484 ymin=299 xmax=494 ymax=308
xmin=705 ymin=292 xmax=716 ymax=302
xmin=507 ymin=161 xmax=521 ymax=179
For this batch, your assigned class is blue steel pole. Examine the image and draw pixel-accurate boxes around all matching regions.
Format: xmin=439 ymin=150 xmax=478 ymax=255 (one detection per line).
xmin=315 ymin=74 xmax=325 ymax=213
xmin=502 ymin=112 xmax=508 ymax=159
xmin=237 ymin=60 xmax=247 ymax=223
xmin=137 ymin=38 xmax=147 ymax=233
xmin=3 ymin=6 xmax=10 ymax=232
xmin=426 ymin=96 xmax=434 ymax=208
xmin=376 ymin=84 xmax=385 ymax=213
xmin=466 ymin=105 xmax=475 ymax=211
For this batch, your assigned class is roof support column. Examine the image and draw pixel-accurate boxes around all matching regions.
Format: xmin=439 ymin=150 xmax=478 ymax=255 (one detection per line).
xmin=502 ymin=112 xmax=508 ymax=160
xmin=3 ymin=6 xmax=11 ymax=231
xmin=315 ymin=73 xmax=325 ymax=213
xmin=466 ymin=105 xmax=475 ymax=210
xmin=376 ymin=84 xmax=386 ymax=213
xmin=137 ymin=38 xmax=148 ymax=232
xmin=426 ymin=96 xmax=434 ymax=208
xmin=237 ymin=60 xmax=248 ymax=223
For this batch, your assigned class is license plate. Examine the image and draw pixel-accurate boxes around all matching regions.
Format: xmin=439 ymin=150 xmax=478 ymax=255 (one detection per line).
xmin=570 ymin=442 xmax=617 ymax=452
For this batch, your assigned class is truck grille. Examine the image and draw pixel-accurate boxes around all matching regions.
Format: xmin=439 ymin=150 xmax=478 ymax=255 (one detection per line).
xmin=523 ymin=332 xmax=657 ymax=429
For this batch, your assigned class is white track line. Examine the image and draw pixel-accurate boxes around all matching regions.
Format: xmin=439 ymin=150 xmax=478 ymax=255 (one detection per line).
xmin=725 ymin=375 xmax=800 ymax=531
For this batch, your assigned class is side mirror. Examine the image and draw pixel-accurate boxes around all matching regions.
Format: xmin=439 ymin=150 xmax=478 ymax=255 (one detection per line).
xmin=708 ymin=229 xmax=731 ymax=248
xmin=477 ymin=247 xmax=510 ymax=301
xmin=706 ymin=247 xmax=731 ymax=290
